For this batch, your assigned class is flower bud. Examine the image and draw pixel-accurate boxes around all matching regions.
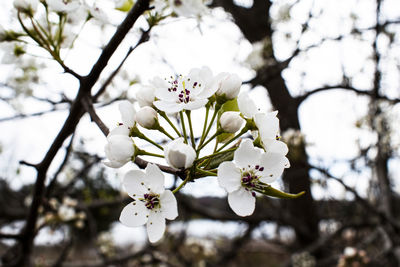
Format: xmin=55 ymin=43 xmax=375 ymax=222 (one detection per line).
xmin=104 ymin=135 xmax=135 ymax=168
xmin=136 ymin=85 xmax=156 ymax=107
xmin=219 ymin=111 xmax=244 ymax=133
xmin=164 ymin=138 xmax=196 ymax=169
xmin=215 ymin=73 xmax=242 ymax=100
xmin=135 ymin=106 xmax=158 ymax=129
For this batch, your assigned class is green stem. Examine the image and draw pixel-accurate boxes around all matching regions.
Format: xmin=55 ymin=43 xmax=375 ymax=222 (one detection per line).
xmin=198 ymin=108 xmax=218 ymax=148
xmin=159 ymin=111 xmax=182 ymax=137
xmin=158 ymin=126 xmax=174 ymax=140
xmin=130 ymin=127 xmax=164 ymax=150
xmin=186 ymin=111 xmax=196 ymax=149
xmin=17 ymin=12 xmax=44 ymax=47
xmin=180 ymin=111 xmax=188 ymax=144
xmin=138 ymin=149 xmax=164 ymax=158
xmin=213 ymin=139 xmax=218 ymax=153
xmin=216 ymin=127 xmax=248 ymax=152
xmin=199 ymin=105 xmax=210 ymax=145
xmin=141 ymin=136 xmax=164 ymax=150
xmin=197 ymin=130 xmax=221 ymax=152
xmin=172 ymin=175 xmax=191 ymax=194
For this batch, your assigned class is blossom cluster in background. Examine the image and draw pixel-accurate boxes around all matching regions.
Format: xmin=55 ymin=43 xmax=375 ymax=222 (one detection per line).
xmin=104 ymin=66 xmax=297 ymax=242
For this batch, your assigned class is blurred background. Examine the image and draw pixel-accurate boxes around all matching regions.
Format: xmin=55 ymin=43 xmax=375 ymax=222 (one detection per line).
xmin=0 ymin=0 xmax=400 ymax=266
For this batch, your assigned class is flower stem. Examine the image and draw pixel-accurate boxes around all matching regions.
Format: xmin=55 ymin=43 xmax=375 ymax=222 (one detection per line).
xmin=172 ymin=175 xmax=191 ymax=194
xmin=159 ymin=111 xmax=182 ymax=137
xmin=186 ymin=110 xmax=196 ymax=149
xmin=130 ymin=126 xmax=163 ymax=150
xmin=197 ymin=130 xmax=221 ymax=152
xmin=180 ymin=111 xmax=188 ymax=144
xmin=137 ymin=149 xmax=164 ymax=158
xmin=198 ymin=107 xmax=219 ymax=148
xmin=199 ymin=105 xmax=210 ymax=145
xmin=158 ymin=125 xmax=174 ymax=140
xmin=216 ymin=127 xmax=248 ymax=152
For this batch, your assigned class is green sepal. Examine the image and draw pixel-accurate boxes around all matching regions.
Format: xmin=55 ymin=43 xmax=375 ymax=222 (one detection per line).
xmin=258 ymin=185 xmax=305 ymax=199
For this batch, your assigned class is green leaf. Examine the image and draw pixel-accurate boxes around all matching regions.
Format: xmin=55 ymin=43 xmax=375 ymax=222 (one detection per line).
xmin=217 ymin=98 xmax=239 ymax=143
xmin=220 ymin=98 xmax=239 ymax=113
xmin=116 ymin=0 xmax=134 ymax=12
xmin=203 ymin=150 xmax=235 ymax=170
xmin=260 ymin=186 xmax=305 ymax=199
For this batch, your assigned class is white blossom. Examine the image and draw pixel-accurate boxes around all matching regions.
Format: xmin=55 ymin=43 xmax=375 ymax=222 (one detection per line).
xmin=219 ymin=111 xmax=244 ymax=133
xmin=153 ymin=66 xmax=217 ymax=114
xmin=136 ymin=84 xmax=156 ymax=107
xmin=164 ymin=137 xmax=196 ymax=169
xmin=47 ymin=0 xmax=81 ymax=13
xmin=135 ymin=106 xmax=158 ymax=129
xmin=254 ymin=111 xmax=289 ymax=156
xmin=237 ymin=92 xmax=260 ymax=119
xmin=88 ymin=3 xmax=109 ymax=24
xmin=103 ymin=134 xmax=135 ymax=168
xmin=217 ymin=139 xmax=289 ymax=216
xmin=215 ymin=72 xmax=242 ymax=100
xmin=237 ymin=92 xmax=288 ymax=155
xmin=119 ymin=164 xmax=178 ymax=243
xmin=58 ymin=204 xmax=76 ymax=221
xmin=110 ymin=100 xmax=136 ymax=135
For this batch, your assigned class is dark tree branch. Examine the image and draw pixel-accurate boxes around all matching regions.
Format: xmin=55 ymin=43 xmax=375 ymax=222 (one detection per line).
xmin=312 ymin=165 xmax=400 ymax=232
xmin=45 ymin=133 xmax=75 ymax=198
xmin=93 ymin=28 xmax=152 ymax=101
xmin=295 ymin=85 xmax=400 ymax=105
xmin=81 ymin=96 xmax=110 ymax=136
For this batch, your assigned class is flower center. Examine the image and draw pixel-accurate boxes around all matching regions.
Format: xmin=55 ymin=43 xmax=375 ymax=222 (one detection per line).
xmin=166 ymin=76 xmax=202 ymax=104
xmin=142 ymin=193 xmax=160 ymax=210
xmin=241 ymin=165 xmax=265 ymax=196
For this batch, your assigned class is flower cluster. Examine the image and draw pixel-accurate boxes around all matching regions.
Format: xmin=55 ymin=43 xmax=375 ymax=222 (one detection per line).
xmin=104 ymin=66 xmax=303 ymax=243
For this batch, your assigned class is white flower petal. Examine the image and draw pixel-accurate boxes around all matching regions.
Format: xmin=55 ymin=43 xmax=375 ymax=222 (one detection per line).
xmin=103 ymin=160 xmax=124 ymax=168
xmin=228 ymin=187 xmax=255 ymax=217
xmin=165 ymin=138 xmax=196 ymax=169
xmin=144 ymin=164 xmax=165 ymax=195
xmin=146 ymin=211 xmax=166 ymax=243
xmin=160 ymin=190 xmax=178 ymax=220
xmin=259 ymin=153 xmax=289 ymax=183
xmin=254 ymin=112 xmax=279 ymax=141
xmin=119 ymin=201 xmax=149 ymax=227
xmin=108 ymin=125 xmax=130 ymax=136
xmin=123 ymin=170 xmax=148 ymax=197
xmin=154 ymin=100 xmax=184 ymax=114
xmin=184 ymin=98 xmax=209 ymax=110
xmin=263 ymin=139 xmax=288 ymax=155
xmin=154 ymin=86 xmax=178 ymax=102
xmin=238 ymin=92 xmax=258 ymax=118
xmin=217 ymin=161 xmax=241 ymax=193
xmin=119 ymin=100 xmax=136 ymax=127
xmin=234 ymin=139 xmax=261 ymax=169
xmin=104 ymin=135 xmax=134 ymax=167
xmin=136 ymin=85 xmax=156 ymax=107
